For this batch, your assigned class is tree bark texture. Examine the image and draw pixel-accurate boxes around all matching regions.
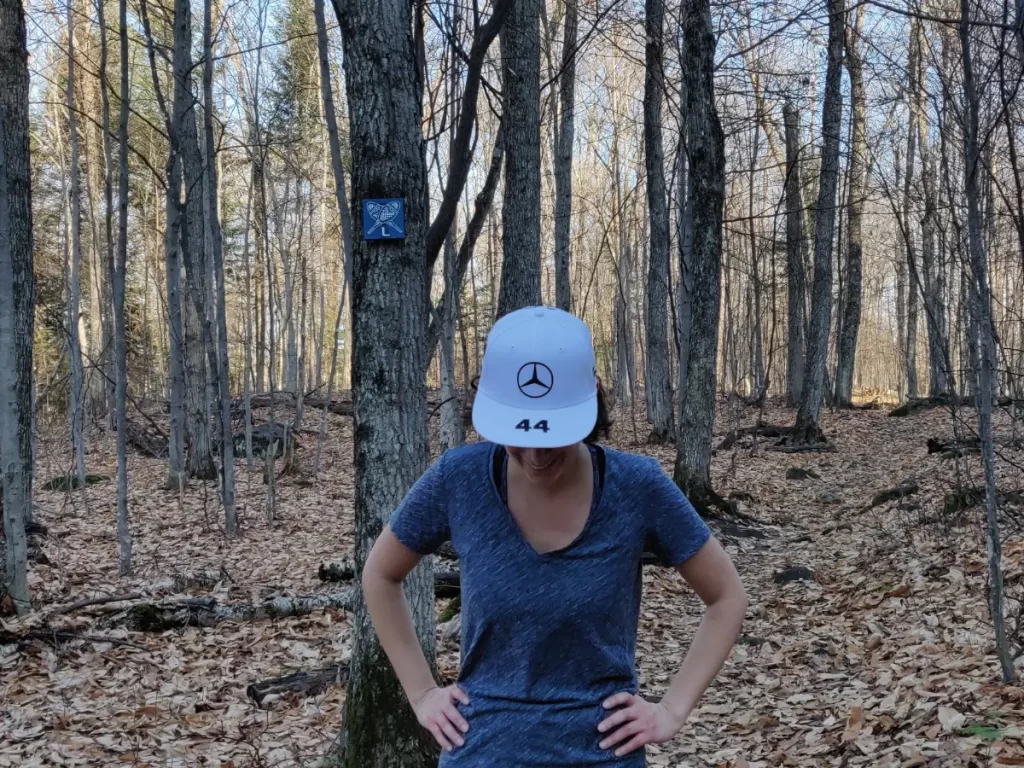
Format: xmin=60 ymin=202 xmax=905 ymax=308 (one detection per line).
xmin=783 ymin=101 xmax=807 ymax=407
xmin=673 ymin=0 xmax=725 ymax=501
xmin=202 ymin=0 xmax=236 ymax=533
xmin=114 ymin=0 xmax=133 ymax=573
xmin=794 ymin=0 xmax=844 ymax=443
xmin=66 ymin=2 xmax=88 ymax=485
xmin=497 ymin=0 xmax=542 ymax=318
xmin=903 ymin=23 xmax=921 ymax=399
xmin=0 ymin=0 xmax=35 ymax=614
xmin=554 ymin=0 xmax=577 ymax=312
xmin=643 ymin=0 xmax=676 ymax=443
xmin=959 ymin=0 xmax=1015 ymax=683
xmin=335 ymin=0 xmax=438 ymax=764
xmin=173 ymin=0 xmax=217 ymax=481
xmin=835 ymin=8 xmax=865 ymax=408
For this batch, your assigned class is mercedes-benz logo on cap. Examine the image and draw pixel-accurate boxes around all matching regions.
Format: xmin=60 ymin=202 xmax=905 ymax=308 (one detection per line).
xmin=517 ymin=362 xmax=554 ymax=398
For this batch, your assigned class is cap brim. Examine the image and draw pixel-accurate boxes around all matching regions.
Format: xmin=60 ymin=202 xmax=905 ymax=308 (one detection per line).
xmin=472 ymin=392 xmax=597 ymax=448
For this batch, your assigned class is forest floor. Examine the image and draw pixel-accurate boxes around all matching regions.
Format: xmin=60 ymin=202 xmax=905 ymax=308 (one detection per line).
xmin=2 ymin=398 xmax=1024 ymax=767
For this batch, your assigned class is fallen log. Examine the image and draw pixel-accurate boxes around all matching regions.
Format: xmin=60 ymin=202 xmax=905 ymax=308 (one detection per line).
xmin=861 ymin=482 xmax=919 ymax=512
xmin=246 ymin=662 xmax=349 ymax=708
xmin=889 ymin=394 xmax=1022 ymax=418
xmin=927 ymin=436 xmax=1024 ymax=457
xmin=41 ymin=473 xmax=109 ymax=492
xmin=319 ymin=560 xmax=461 ymax=597
xmin=115 ymin=589 xmax=357 ymax=631
xmin=126 ymin=419 xmax=168 ymax=458
xmin=718 ymin=423 xmax=792 ymax=450
xmin=943 ymin=487 xmax=1024 ymax=516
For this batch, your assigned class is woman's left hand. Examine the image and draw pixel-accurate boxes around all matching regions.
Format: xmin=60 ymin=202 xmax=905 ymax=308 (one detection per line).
xmin=597 ymin=692 xmax=686 ymax=757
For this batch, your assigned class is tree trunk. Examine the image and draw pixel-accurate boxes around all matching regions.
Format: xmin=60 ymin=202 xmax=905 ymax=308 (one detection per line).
xmin=139 ymin=0 xmax=187 ymax=490
xmin=676 ymin=77 xmax=693 ymax=419
xmin=673 ymin=0 xmax=725 ymax=506
xmin=113 ymin=0 xmax=133 ymax=574
xmin=919 ymin=42 xmax=953 ymax=396
xmin=97 ymin=0 xmax=116 ymax=427
xmin=425 ymin=129 xmax=504 ymax=363
xmin=834 ymin=7 xmax=865 ymax=408
xmin=66 ymin=2 xmax=87 ymax=486
xmin=334 ymin=0 xmax=437 ymax=764
xmin=554 ymin=0 xmax=577 ymax=312
xmin=497 ymin=0 xmax=542 ymax=318
xmin=439 ymin=234 xmax=463 ymax=451
xmin=793 ymin=0 xmax=844 ymax=444
xmin=0 ymin=0 xmax=35 ymax=614
xmin=903 ymin=23 xmax=921 ymax=399
xmin=173 ymin=0 xmax=217 ymax=481
xmin=201 ymin=0 xmax=235 ymax=532
xmin=643 ymin=0 xmax=675 ymax=443
xmin=959 ymin=0 xmax=1015 ymax=684
xmin=783 ymin=101 xmax=807 ymax=407
xmin=313 ymin=0 xmax=353 ymax=477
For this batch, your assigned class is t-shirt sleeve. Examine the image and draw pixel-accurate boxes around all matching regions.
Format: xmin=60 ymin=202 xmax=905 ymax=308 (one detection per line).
xmin=642 ymin=458 xmax=712 ymax=567
xmin=389 ymin=452 xmax=451 ymax=555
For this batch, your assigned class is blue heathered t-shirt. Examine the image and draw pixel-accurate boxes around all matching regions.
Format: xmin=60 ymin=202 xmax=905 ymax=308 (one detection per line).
xmin=389 ymin=442 xmax=711 ymax=767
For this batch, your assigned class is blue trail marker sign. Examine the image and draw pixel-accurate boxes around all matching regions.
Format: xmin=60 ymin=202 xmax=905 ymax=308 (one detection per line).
xmin=361 ymin=198 xmax=406 ymax=240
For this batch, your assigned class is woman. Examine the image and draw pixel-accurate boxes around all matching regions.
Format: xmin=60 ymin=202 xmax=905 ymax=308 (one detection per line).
xmin=362 ymin=306 xmax=747 ymax=766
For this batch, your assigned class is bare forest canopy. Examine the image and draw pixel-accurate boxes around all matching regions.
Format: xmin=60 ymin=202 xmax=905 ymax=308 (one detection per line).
xmin=2 ymin=0 xmax=1024 ymax=764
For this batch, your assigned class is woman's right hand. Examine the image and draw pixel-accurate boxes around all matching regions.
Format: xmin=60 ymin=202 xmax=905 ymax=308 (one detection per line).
xmin=411 ymin=685 xmax=470 ymax=752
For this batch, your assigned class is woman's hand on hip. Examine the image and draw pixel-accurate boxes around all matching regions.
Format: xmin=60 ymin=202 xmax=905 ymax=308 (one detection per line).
xmin=411 ymin=685 xmax=470 ymax=752
xmin=597 ymin=692 xmax=686 ymax=757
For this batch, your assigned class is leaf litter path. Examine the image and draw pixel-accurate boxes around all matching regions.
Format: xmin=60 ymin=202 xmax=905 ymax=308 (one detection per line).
xmin=2 ymin=405 xmax=1023 ymax=767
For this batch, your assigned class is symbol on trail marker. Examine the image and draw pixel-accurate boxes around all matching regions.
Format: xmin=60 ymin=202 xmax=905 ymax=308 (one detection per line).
xmin=362 ymin=198 xmax=405 ymax=240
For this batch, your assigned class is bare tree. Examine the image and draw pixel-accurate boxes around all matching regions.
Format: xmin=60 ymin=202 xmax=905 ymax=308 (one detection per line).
xmin=554 ymin=0 xmax=577 ymax=312
xmin=643 ymin=0 xmax=676 ymax=443
xmin=0 ymin=0 xmax=34 ymax=614
xmin=497 ymin=0 xmax=542 ymax=318
xmin=673 ymin=0 xmax=726 ymax=510
xmin=112 ymin=0 xmax=132 ymax=574
xmin=793 ymin=0 xmax=844 ymax=444
xmin=783 ymin=100 xmax=807 ymax=407
xmin=959 ymin=0 xmax=1015 ymax=683
xmin=835 ymin=6 xmax=865 ymax=408
xmin=66 ymin=0 xmax=87 ymax=486
xmin=140 ymin=0 xmax=187 ymax=490
xmin=333 ymin=0 xmax=436 ymax=763
xmin=202 ymin=0 xmax=236 ymax=533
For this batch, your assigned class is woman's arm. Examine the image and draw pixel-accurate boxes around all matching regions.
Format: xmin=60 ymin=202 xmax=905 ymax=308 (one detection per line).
xmin=659 ymin=536 xmax=747 ymax=719
xmin=598 ymin=537 xmax=747 ymax=756
xmin=363 ymin=528 xmax=469 ymax=751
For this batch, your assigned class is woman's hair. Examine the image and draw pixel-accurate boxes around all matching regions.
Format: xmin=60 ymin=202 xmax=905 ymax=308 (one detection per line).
xmin=464 ymin=375 xmax=613 ymax=445
xmin=585 ymin=378 xmax=613 ymax=444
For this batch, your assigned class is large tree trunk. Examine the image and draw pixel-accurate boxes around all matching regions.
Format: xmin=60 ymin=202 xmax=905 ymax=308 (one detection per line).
xmin=113 ymin=0 xmax=133 ymax=574
xmin=0 ymin=0 xmax=35 ymax=614
xmin=643 ymin=0 xmax=676 ymax=443
xmin=66 ymin=2 xmax=87 ymax=486
xmin=673 ymin=0 xmax=725 ymax=508
xmin=959 ymin=0 xmax=1015 ymax=683
xmin=139 ymin=0 xmax=187 ymax=490
xmin=834 ymin=8 xmax=865 ymax=408
xmin=173 ymin=0 xmax=217 ymax=481
xmin=334 ymin=0 xmax=436 ymax=764
xmin=793 ymin=0 xmax=844 ymax=444
xmin=783 ymin=101 xmax=807 ymax=407
xmin=676 ymin=70 xmax=693 ymax=419
xmin=202 ymin=0 xmax=236 ymax=533
xmin=553 ymin=0 xmax=577 ymax=312
xmin=497 ymin=0 xmax=542 ymax=318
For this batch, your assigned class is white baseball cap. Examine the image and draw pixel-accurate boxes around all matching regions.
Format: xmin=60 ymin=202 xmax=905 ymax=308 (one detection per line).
xmin=472 ymin=306 xmax=598 ymax=448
